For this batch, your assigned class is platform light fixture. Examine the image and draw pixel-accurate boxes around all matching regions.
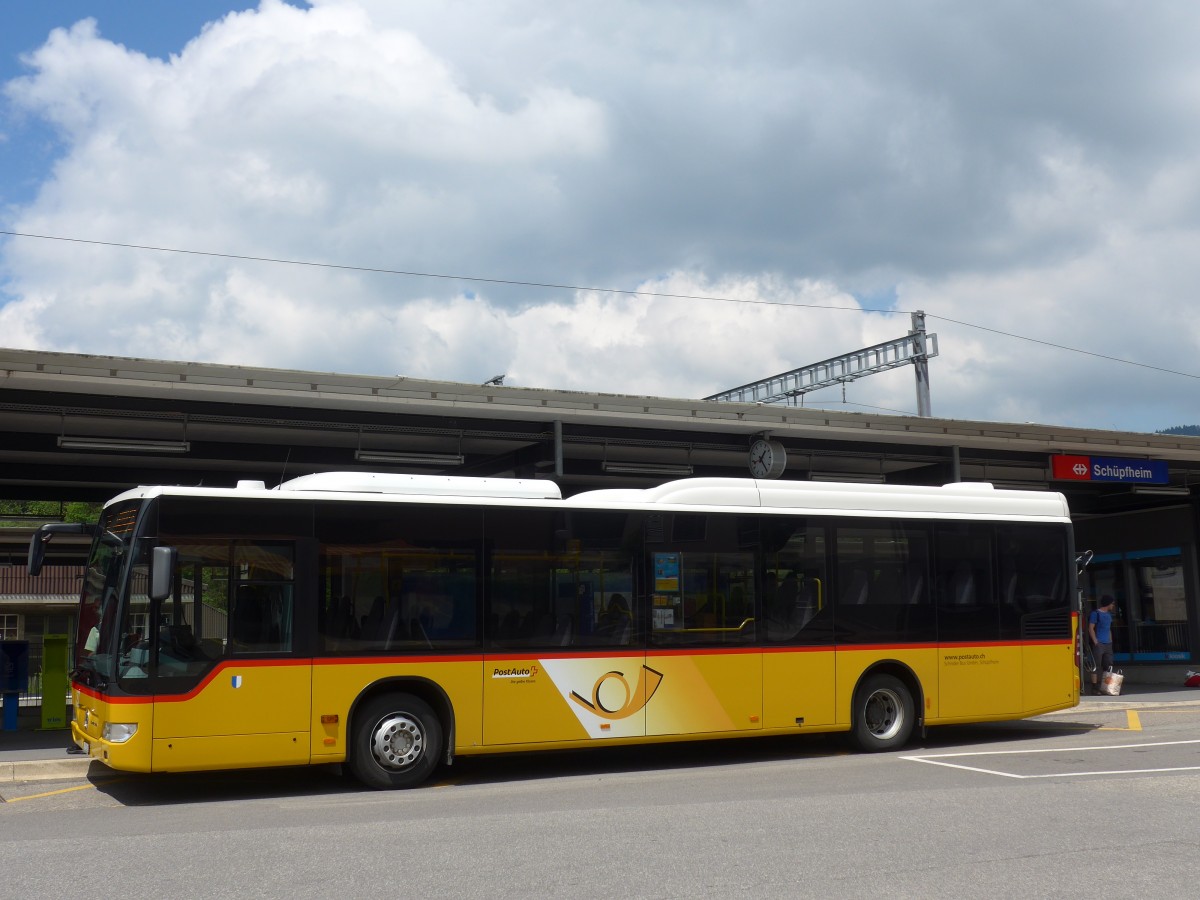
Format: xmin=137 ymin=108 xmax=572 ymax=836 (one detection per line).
xmin=57 ymin=436 xmax=191 ymax=454
xmin=354 ymin=450 xmax=465 ymax=466
xmin=809 ymin=472 xmax=886 ymax=484
xmin=1130 ymin=485 xmax=1191 ymax=496
xmin=600 ymin=461 xmax=693 ymax=476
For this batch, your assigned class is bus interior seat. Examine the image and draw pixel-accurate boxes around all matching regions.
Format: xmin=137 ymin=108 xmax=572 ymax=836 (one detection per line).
xmin=951 ymin=564 xmax=976 ymax=606
xmin=841 ymin=569 xmax=869 ymax=605
xmin=361 ymin=596 xmax=385 ymax=638
xmin=795 ymin=579 xmax=819 ymax=627
xmin=411 ymin=617 xmax=432 ymax=649
xmin=905 ymin=573 xmax=926 ymax=605
xmin=231 ymin=586 xmax=261 ymax=645
xmin=231 ymin=585 xmax=287 ymax=649
xmin=499 ymin=609 xmax=521 ymax=640
xmin=160 ymin=623 xmax=201 ymax=660
xmin=614 ymin=617 xmax=631 ymax=645
xmin=381 ymin=604 xmax=407 ymax=648
xmin=336 ymin=596 xmax=359 ymax=639
xmin=554 ymin=615 xmax=574 ymax=646
xmin=260 ymin=587 xmax=283 ymax=645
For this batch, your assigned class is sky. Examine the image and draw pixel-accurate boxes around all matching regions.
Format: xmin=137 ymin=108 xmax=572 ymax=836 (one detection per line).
xmin=2 ymin=1 xmax=1199 ymax=434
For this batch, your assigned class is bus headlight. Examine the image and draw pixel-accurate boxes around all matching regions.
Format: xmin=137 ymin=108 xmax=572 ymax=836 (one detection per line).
xmin=103 ymin=723 xmax=138 ymax=744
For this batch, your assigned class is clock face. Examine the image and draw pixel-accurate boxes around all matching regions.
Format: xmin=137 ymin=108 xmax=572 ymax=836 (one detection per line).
xmin=749 ymin=439 xmax=786 ymax=479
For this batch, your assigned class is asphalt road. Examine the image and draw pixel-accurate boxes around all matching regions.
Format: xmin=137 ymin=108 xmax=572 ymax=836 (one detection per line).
xmin=3 ymin=701 xmax=1199 ymax=898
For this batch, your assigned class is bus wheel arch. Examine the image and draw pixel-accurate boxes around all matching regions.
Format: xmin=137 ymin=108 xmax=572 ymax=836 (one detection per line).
xmin=348 ymin=678 xmax=454 ymax=789
xmin=849 ymin=663 xmax=921 ymax=752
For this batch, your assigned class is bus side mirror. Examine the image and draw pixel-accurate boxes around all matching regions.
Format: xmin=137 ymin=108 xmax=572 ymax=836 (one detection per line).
xmin=27 ymin=523 xmax=97 ymax=576
xmin=27 ymin=532 xmax=48 ymax=577
xmin=149 ymin=546 xmax=178 ymax=602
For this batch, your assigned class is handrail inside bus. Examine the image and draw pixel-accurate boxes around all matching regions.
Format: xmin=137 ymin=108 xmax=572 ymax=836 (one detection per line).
xmin=666 ymin=617 xmax=756 ymax=634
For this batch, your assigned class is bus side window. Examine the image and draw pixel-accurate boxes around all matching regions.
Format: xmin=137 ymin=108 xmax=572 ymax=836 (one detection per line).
xmin=229 ymin=540 xmax=296 ymax=654
xmin=230 ymin=583 xmax=294 ymax=653
xmin=934 ymin=523 xmax=997 ymax=642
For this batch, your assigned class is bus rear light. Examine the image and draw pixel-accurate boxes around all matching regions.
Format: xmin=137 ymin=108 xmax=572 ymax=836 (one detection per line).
xmin=103 ymin=723 xmax=138 ymax=744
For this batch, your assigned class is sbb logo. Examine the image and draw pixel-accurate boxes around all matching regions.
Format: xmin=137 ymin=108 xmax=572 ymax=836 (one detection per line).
xmin=1050 ymin=454 xmax=1093 ymax=481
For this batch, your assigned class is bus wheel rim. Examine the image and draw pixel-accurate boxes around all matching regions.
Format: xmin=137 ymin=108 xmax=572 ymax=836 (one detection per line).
xmin=864 ymin=688 xmax=903 ymax=740
xmin=371 ymin=713 xmax=425 ymax=770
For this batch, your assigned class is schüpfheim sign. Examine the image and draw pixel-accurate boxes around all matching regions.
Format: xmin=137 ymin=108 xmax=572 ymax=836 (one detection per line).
xmin=1050 ymin=454 xmax=1169 ymax=484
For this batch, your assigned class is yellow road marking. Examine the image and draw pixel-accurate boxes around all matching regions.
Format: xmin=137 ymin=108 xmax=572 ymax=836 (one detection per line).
xmin=6 ymin=783 xmax=97 ymax=803
xmin=1100 ymin=710 xmax=1141 ymax=732
xmin=4 ymin=776 xmax=127 ymax=804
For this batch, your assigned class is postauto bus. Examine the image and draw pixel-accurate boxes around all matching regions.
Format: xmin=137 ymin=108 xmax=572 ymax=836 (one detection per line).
xmin=28 ymin=473 xmax=1079 ymax=789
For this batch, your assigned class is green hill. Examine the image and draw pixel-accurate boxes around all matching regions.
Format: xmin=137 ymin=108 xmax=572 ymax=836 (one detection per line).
xmin=1158 ymin=425 xmax=1200 ymax=437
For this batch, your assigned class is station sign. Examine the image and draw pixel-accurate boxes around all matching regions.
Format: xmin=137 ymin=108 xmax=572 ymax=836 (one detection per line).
xmin=1050 ymin=454 xmax=1169 ymax=484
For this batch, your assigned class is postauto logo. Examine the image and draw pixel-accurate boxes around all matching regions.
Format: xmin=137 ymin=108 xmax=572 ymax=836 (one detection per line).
xmin=1050 ymin=454 xmax=1168 ymax=484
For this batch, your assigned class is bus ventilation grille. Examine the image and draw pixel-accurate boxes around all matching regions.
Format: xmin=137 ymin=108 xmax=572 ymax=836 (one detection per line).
xmin=1021 ymin=610 xmax=1070 ymax=640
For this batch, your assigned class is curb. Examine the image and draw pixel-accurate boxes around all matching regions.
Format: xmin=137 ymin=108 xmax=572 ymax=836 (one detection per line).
xmin=1040 ymin=696 xmax=1200 ymax=716
xmin=3 ymin=758 xmax=95 ymax=784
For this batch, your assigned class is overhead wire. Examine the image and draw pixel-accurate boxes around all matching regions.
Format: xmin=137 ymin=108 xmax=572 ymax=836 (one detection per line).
xmin=2 ymin=228 xmax=1196 ymax=382
xmin=0 ymin=230 xmax=873 ymax=313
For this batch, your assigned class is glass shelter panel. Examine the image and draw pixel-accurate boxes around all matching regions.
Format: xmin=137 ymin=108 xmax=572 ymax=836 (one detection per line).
xmin=1086 ymin=549 xmax=1191 ymax=663
xmin=1129 ymin=549 xmax=1190 ymax=661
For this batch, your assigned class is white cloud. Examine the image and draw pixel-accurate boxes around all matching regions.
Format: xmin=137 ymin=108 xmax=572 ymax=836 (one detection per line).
xmin=3 ymin=1 xmax=1200 ymax=431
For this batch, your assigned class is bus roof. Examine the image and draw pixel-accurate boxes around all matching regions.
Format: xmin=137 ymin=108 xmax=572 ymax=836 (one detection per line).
xmin=565 ymin=478 xmax=1070 ymax=520
xmin=109 ymin=473 xmax=1071 ymax=522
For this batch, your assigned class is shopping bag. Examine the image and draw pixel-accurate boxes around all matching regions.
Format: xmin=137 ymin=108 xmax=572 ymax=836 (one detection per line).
xmin=1100 ymin=668 xmax=1124 ymax=696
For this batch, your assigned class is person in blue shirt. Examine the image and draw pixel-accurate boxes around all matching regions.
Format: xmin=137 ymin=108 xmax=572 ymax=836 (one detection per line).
xmin=1088 ymin=595 xmax=1116 ymax=694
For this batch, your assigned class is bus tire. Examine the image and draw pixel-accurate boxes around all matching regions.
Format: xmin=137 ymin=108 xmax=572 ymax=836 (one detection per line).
xmin=350 ymin=693 xmax=443 ymax=789
xmin=851 ymin=673 xmax=914 ymax=752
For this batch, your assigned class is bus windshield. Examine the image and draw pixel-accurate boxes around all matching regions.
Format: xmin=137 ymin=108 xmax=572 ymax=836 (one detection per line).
xmin=74 ymin=501 xmax=141 ymax=687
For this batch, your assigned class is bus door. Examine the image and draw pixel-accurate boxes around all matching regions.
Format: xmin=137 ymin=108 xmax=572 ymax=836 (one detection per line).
xmin=150 ymin=541 xmax=311 ymax=771
xmin=761 ymin=521 xmax=836 ymax=729
xmin=484 ymin=580 xmax=648 ymax=746
xmin=644 ymin=546 xmax=762 ymax=736
xmin=483 ymin=508 xmax=647 ymax=746
xmin=485 ymin=647 xmax=650 ymax=746
xmin=936 ymin=525 xmax=1018 ymax=719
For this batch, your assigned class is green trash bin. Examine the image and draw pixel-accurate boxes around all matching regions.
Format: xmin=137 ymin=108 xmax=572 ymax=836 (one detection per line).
xmin=40 ymin=634 xmax=69 ymax=730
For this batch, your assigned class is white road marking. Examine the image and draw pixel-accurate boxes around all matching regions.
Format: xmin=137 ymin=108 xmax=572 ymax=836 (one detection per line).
xmin=901 ymin=738 xmax=1200 ymax=779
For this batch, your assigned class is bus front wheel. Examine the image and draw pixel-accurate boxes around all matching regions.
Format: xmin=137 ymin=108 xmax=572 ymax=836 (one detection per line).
xmin=851 ymin=674 xmax=914 ymax=752
xmin=350 ymin=693 xmax=443 ymax=789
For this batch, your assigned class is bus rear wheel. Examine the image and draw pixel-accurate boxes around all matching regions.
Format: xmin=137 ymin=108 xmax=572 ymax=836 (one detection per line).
xmin=350 ymin=693 xmax=442 ymax=789
xmin=851 ymin=674 xmax=914 ymax=752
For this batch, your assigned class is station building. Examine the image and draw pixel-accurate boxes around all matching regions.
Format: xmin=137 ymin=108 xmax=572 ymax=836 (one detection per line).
xmin=3 ymin=346 xmax=1199 ymax=679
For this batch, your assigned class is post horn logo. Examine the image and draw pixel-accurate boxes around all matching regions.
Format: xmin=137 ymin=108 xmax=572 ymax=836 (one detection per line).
xmin=569 ymin=665 xmax=664 ymax=720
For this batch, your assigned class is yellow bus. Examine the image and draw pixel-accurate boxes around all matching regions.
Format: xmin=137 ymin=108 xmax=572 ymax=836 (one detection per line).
xmin=29 ymin=473 xmax=1079 ymax=789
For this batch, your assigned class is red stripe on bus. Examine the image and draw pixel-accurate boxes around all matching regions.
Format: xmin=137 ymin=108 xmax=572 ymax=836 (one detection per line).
xmin=313 ymin=654 xmax=484 ymax=666
xmin=485 ymin=650 xmax=644 ymax=662
xmin=73 ymin=636 xmax=1072 ymax=704
xmin=74 ymin=657 xmax=312 ymax=705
